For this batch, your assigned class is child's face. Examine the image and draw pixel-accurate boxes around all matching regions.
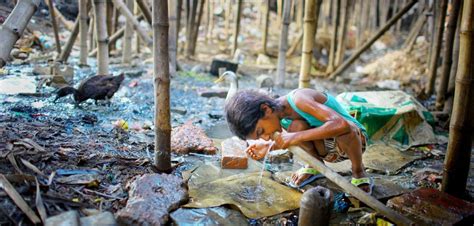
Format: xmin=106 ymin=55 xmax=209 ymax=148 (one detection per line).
xmin=247 ymin=104 xmax=282 ymax=141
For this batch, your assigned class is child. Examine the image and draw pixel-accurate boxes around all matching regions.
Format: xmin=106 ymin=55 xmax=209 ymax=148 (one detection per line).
xmin=225 ymin=88 xmax=373 ymax=193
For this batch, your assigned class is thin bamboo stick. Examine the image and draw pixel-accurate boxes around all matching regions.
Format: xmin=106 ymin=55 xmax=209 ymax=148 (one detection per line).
xmin=57 ymin=17 xmax=80 ymax=63
xmin=106 ymin=1 xmax=114 ymax=51
xmin=0 ymin=0 xmax=41 ymax=68
xmin=426 ymin=0 xmax=448 ymax=96
xmin=152 ymin=0 xmax=172 ymax=172
xmin=261 ymin=0 xmax=270 ymax=54
xmin=185 ymin=0 xmax=197 ymax=57
xmin=122 ymin=0 xmax=134 ymax=64
xmin=79 ymin=0 xmax=89 ymax=66
xmin=441 ymin=0 xmax=473 ymax=198
xmin=225 ymin=0 xmax=231 ymax=38
xmin=47 ymin=0 xmax=61 ymax=55
xmin=206 ymin=0 xmax=214 ymax=41
xmin=112 ymin=0 xmax=152 ymax=45
xmin=188 ymin=0 xmax=205 ymax=56
xmin=329 ymin=0 xmax=417 ymax=79
xmin=231 ymin=0 xmax=243 ymax=55
xmin=435 ymin=0 xmax=461 ymax=110
xmin=299 ymin=0 xmax=323 ymax=88
xmin=136 ymin=0 xmax=152 ymax=25
xmin=276 ymin=0 xmax=292 ymax=87
xmin=326 ymin=0 xmax=340 ymax=73
xmin=334 ymin=0 xmax=350 ymax=67
xmin=93 ymin=0 xmax=109 ymax=75
xmin=44 ymin=0 xmax=75 ymax=31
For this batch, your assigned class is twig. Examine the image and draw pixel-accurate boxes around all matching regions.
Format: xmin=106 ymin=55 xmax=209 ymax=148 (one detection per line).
xmin=0 ymin=174 xmax=41 ymax=224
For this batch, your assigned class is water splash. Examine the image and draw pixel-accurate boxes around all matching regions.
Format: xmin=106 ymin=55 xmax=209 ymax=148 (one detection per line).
xmin=258 ymin=141 xmax=274 ymax=186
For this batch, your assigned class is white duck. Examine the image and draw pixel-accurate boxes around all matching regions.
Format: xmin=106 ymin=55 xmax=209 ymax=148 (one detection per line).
xmin=214 ymin=71 xmax=239 ymax=102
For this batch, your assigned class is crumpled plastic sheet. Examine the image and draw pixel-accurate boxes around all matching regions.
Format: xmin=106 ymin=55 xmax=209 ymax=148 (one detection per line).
xmin=170 ymin=207 xmax=248 ymax=226
xmin=184 ymin=172 xmax=302 ymax=219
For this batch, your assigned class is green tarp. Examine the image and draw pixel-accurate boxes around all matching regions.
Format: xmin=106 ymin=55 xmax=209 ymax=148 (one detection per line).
xmin=336 ymin=91 xmax=436 ymax=149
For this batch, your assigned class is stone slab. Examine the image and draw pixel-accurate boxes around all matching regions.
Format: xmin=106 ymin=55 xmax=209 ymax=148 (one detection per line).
xmin=221 ymin=137 xmax=248 ymax=169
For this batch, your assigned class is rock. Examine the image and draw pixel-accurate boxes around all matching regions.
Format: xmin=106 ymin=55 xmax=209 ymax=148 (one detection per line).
xmin=210 ymin=59 xmax=238 ymax=76
xmin=387 ymin=188 xmax=474 ymax=225
xmin=171 ymin=121 xmax=218 ymax=154
xmin=208 ymin=110 xmax=223 ymax=119
xmin=197 ymin=88 xmax=228 ymax=98
xmin=221 ymin=137 xmax=248 ymax=169
xmin=170 ymin=107 xmax=187 ymax=115
xmin=268 ymin=149 xmax=292 ymax=164
xmin=80 ymin=212 xmax=117 ymax=226
xmin=116 ymin=174 xmax=188 ymax=225
xmin=376 ymin=80 xmax=401 ymax=90
xmin=45 ymin=211 xmax=80 ymax=226
xmin=256 ymin=54 xmax=272 ymax=66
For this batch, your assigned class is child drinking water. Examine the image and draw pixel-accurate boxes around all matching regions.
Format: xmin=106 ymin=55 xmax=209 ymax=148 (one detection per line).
xmin=225 ymin=88 xmax=373 ymax=193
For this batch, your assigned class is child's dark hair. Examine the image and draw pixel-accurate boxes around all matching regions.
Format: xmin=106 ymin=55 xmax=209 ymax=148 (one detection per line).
xmin=225 ymin=90 xmax=281 ymax=140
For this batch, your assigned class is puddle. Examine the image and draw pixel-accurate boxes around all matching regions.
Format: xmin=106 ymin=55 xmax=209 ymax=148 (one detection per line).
xmin=0 ymin=77 xmax=37 ymax=95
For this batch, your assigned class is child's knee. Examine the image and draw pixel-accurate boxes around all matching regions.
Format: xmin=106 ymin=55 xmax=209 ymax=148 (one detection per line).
xmin=287 ymin=119 xmax=310 ymax=132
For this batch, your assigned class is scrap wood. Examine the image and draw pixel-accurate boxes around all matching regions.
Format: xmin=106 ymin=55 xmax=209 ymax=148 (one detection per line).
xmin=0 ymin=174 xmax=41 ymax=224
xmin=7 ymin=153 xmax=24 ymax=174
xmin=13 ymin=138 xmax=46 ymax=152
xmin=35 ymin=178 xmax=47 ymax=223
xmin=20 ymin=158 xmax=47 ymax=178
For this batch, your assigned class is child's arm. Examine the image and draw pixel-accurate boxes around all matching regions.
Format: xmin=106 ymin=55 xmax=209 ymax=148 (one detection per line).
xmin=245 ymin=139 xmax=274 ymax=160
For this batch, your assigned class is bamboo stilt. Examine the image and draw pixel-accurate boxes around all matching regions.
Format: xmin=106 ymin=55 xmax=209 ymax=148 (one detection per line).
xmin=426 ymin=0 xmax=448 ymax=96
xmin=231 ymin=0 xmax=243 ymax=55
xmin=44 ymin=0 xmax=75 ymax=31
xmin=276 ymin=0 xmax=292 ymax=87
xmin=88 ymin=11 xmax=95 ymax=50
xmin=326 ymin=0 xmax=340 ymax=73
xmin=57 ymin=17 xmax=80 ymax=63
xmin=177 ymin=0 xmax=182 ymax=43
xmin=447 ymin=11 xmax=462 ymax=100
xmin=79 ymin=0 xmax=89 ymax=66
xmin=169 ymin=0 xmax=178 ymax=76
xmin=188 ymin=0 xmax=205 ymax=56
xmin=134 ymin=2 xmax=140 ymax=54
xmin=112 ymin=0 xmax=152 ymax=45
xmin=261 ymin=0 xmax=270 ymax=54
xmin=299 ymin=0 xmax=323 ymax=88
xmin=0 ymin=0 xmax=41 ymax=68
xmin=334 ymin=0 xmax=350 ymax=67
xmin=47 ymin=0 xmax=61 ymax=55
xmin=206 ymin=0 xmax=214 ymax=41
xmin=358 ymin=0 xmax=370 ymax=46
xmin=122 ymin=0 xmax=134 ymax=64
xmin=296 ymin=0 xmax=304 ymax=30
xmin=225 ymin=0 xmax=231 ymax=38
xmin=152 ymin=0 xmax=172 ymax=172
xmin=322 ymin=0 xmax=330 ymax=32
xmin=435 ymin=0 xmax=461 ymax=110
xmin=354 ymin=0 xmax=363 ymax=48
xmin=403 ymin=9 xmax=427 ymax=51
xmin=277 ymin=0 xmax=283 ymax=28
xmin=287 ymin=30 xmax=304 ymax=57
xmin=106 ymin=1 xmax=115 ymax=51
xmin=185 ymin=0 xmax=197 ymax=57
xmin=329 ymin=0 xmax=417 ymax=79
xmin=93 ymin=0 xmax=109 ymax=75
xmin=136 ymin=0 xmax=152 ymax=25
xmin=441 ymin=0 xmax=473 ymax=198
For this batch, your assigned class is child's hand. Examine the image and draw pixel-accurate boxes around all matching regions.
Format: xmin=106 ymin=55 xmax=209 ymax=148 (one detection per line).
xmin=273 ymin=131 xmax=296 ymax=150
xmin=245 ymin=141 xmax=272 ymax=160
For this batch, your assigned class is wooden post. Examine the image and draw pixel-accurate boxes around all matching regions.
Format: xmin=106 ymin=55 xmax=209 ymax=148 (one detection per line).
xmin=44 ymin=0 xmax=75 ymax=31
xmin=106 ymin=1 xmax=115 ymax=51
xmin=79 ymin=0 xmax=89 ymax=66
xmin=326 ymin=0 xmax=340 ymax=73
xmin=47 ymin=0 xmax=61 ymax=55
xmin=261 ymin=0 xmax=270 ymax=54
xmin=290 ymin=146 xmax=413 ymax=225
xmin=441 ymin=0 xmax=473 ymax=198
xmin=134 ymin=2 xmax=140 ymax=54
xmin=122 ymin=0 xmax=134 ymax=64
xmin=445 ymin=13 xmax=462 ymax=114
xmin=136 ymin=0 xmax=152 ymax=25
xmin=403 ymin=9 xmax=427 ymax=51
xmin=354 ymin=0 xmax=363 ymax=48
xmin=0 ymin=0 xmax=41 ymax=68
xmin=334 ymin=0 xmax=350 ymax=67
xmin=231 ymin=0 xmax=243 ymax=55
xmin=206 ymin=0 xmax=214 ymax=41
xmin=298 ymin=0 xmax=323 ymax=88
xmin=185 ymin=0 xmax=197 ymax=57
xmin=58 ymin=17 xmax=80 ymax=63
xmin=88 ymin=11 xmax=95 ymax=50
xmin=426 ymin=0 xmax=448 ymax=96
xmin=276 ymin=0 xmax=292 ymax=87
xmin=329 ymin=0 xmax=417 ymax=79
xmin=189 ymin=0 xmax=205 ymax=56
xmin=112 ymin=0 xmax=152 ymax=46
xmin=225 ymin=0 xmax=231 ymax=38
xmin=322 ymin=0 xmax=330 ymax=33
xmin=358 ymin=0 xmax=370 ymax=47
xmin=177 ymin=0 xmax=182 ymax=44
xmin=169 ymin=0 xmax=178 ymax=76
xmin=94 ymin=0 xmax=109 ymax=75
xmin=435 ymin=0 xmax=461 ymax=110
xmin=152 ymin=0 xmax=172 ymax=172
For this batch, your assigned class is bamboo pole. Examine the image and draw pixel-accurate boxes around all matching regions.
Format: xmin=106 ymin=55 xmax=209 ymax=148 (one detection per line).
xmin=112 ymin=0 xmax=152 ymax=46
xmin=44 ymin=0 xmax=75 ymax=31
xmin=225 ymin=0 xmax=231 ymax=38
xmin=136 ymin=0 xmax=152 ymax=25
xmin=289 ymin=146 xmax=414 ymax=225
xmin=0 ymin=0 xmax=41 ymax=68
xmin=106 ymin=1 xmax=115 ymax=52
xmin=277 ymin=0 xmax=283 ymax=28
xmin=329 ymin=0 xmax=417 ymax=79
xmin=296 ymin=0 xmax=304 ymax=30
xmin=441 ymin=0 xmax=473 ymax=198
xmin=299 ymin=0 xmax=323 ymax=88
xmin=354 ymin=0 xmax=362 ymax=48
xmin=177 ymin=0 xmax=182 ymax=44
xmin=326 ymin=0 xmax=340 ymax=73
xmin=57 ymin=17 xmax=81 ymax=63
xmin=122 ymin=0 xmax=134 ymax=64
xmin=88 ymin=11 xmax=95 ymax=50
xmin=287 ymin=30 xmax=304 ymax=57
xmin=426 ymin=0 xmax=448 ymax=96
xmin=206 ymin=0 xmax=214 ymax=41
xmin=403 ymin=9 xmax=427 ymax=51
xmin=79 ymin=0 xmax=89 ymax=66
xmin=185 ymin=0 xmax=197 ymax=57
xmin=152 ymin=0 xmax=172 ymax=172
xmin=358 ymin=0 xmax=370 ymax=47
xmin=334 ymin=0 xmax=350 ymax=67
xmin=47 ymin=0 xmax=61 ymax=55
xmin=169 ymin=0 xmax=178 ymax=76
xmin=445 ymin=12 xmax=462 ymax=115
xmin=189 ymin=0 xmax=205 ymax=56
xmin=94 ymin=0 xmax=109 ymax=75
xmin=435 ymin=0 xmax=461 ymax=110
xmin=261 ymin=0 xmax=270 ymax=54
xmin=276 ymin=0 xmax=292 ymax=87
xmin=322 ymin=0 xmax=330 ymax=32
xmin=134 ymin=2 xmax=140 ymax=54
xmin=231 ymin=0 xmax=243 ymax=55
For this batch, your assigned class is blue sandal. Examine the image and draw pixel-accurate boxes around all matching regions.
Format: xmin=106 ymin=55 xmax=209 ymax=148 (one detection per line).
xmin=288 ymin=168 xmax=325 ymax=188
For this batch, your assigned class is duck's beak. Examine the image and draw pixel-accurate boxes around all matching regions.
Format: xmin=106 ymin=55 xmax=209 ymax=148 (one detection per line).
xmin=214 ymin=76 xmax=225 ymax=83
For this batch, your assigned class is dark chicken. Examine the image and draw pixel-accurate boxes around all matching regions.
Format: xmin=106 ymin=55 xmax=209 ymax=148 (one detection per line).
xmin=54 ymin=73 xmax=125 ymax=105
